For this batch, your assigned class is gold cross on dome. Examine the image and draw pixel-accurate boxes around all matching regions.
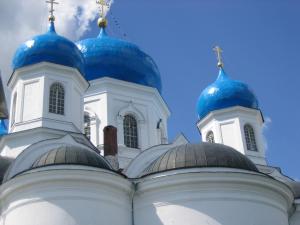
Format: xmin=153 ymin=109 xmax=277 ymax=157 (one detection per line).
xmin=213 ymin=46 xmax=224 ymax=68
xmin=46 ymin=0 xmax=59 ymax=21
xmin=96 ymin=0 xmax=108 ymax=18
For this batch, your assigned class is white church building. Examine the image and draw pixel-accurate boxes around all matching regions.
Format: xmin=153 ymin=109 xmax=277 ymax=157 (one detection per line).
xmin=0 ymin=2 xmax=299 ymax=225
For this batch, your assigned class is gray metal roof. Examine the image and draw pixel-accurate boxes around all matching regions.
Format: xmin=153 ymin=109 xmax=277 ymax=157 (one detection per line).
xmin=141 ymin=143 xmax=258 ymax=177
xmin=0 ymin=156 xmax=13 ymax=183
xmin=3 ymin=145 xmax=112 ymax=183
xmin=32 ymin=145 xmax=112 ymax=170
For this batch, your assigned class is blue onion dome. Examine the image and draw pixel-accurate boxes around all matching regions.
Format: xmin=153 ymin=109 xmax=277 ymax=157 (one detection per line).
xmin=12 ymin=21 xmax=85 ymax=76
xmin=76 ymin=24 xmax=162 ymax=93
xmin=0 ymin=119 xmax=7 ymax=136
xmin=197 ymin=68 xmax=259 ymax=119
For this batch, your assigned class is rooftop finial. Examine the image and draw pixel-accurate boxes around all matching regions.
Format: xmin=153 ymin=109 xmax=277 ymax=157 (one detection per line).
xmin=213 ymin=46 xmax=224 ymax=68
xmin=96 ymin=0 xmax=109 ymax=28
xmin=46 ymin=0 xmax=59 ymax=22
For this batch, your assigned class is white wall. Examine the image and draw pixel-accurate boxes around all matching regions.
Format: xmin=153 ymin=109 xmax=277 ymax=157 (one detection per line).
xmin=84 ymin=77 xmax=170 ymax=168
xmin=8 ymin=62 xmax=88 ymax=134
xmin=197 ymin=106 xmax=266 ymax=165
xmin=0 ymin=167 xmax=132 ymax=225
xmin=134 ymin=168 xmax=293 ymax=225
xmin=0 ymin=128 xmax=94 ymax=159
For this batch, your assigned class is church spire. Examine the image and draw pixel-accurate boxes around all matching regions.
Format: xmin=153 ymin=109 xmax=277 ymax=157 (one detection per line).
xmin=96 ymin=0 xmax=109 ymax=28
xmin=46 ymin=0 xmax=59 ymax=33
xmin=213 ymin=46 xmax=224 ymax=68
xmin=46 ymin=0 xmax=59 ymax=22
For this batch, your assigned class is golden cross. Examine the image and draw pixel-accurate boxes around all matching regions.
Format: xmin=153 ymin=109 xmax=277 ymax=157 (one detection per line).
xmin=46 ymin=0 xmax=59 ymax=21
xmin=213 ymin=46 xmax=224 ymax=68
xmin=96 ymin=0 xmax=108 ymax=18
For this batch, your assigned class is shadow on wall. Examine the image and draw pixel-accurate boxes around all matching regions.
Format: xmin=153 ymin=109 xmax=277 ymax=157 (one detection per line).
xmin=134 ymin=199 xmax=288 ymax=225
xmin=134 ymin=201 xmax=222 ymax=225
xmin=2 ymin=192 xmax=132 ymax=225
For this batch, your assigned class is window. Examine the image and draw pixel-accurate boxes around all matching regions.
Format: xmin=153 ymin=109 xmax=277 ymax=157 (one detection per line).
xmin=84 ymin=112 xmax=91 ymax=140
xmin=244 ymin=124 xmax=258 ymax=151
xmin=49 ymin=82 xmax=65 ymax=115
xmin=123 ymin=115 xmax=138 ymax=148
xmin=11 ymin=92 xmax=17 ymax=124
xmin=206 ymin=131 xmax=215 ymax=143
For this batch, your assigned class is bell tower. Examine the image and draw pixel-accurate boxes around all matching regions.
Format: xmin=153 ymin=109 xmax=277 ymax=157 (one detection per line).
xmin=8 ymin=0 xmax=88 ymax=134
xmin=197 ymin=46 xmax=266 ymax=165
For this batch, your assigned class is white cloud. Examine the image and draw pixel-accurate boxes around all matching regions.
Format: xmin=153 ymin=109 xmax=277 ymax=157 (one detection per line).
xmin=0 ymin=0 xmax=114 ymax=98
xmin=263 ymin=116 xmax=272 ymax=129
xmin=262 ymin=116 xmax=272 ymax=151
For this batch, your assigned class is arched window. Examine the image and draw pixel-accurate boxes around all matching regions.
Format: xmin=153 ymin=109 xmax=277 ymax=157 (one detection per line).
xmin=49 ymin=82 xmax=65 ymax=115
xmin=123 ymin=115 xmax=138 ymax=149
xmin=206 ymin=131 xmax=215 ymax=143
xmin=11 ymin=92 xmax=17 ymax=125
xmin=84 ymin=112 xmax=91 ymax=140
xmin=244 ymin=124 xmax=258 ymax=151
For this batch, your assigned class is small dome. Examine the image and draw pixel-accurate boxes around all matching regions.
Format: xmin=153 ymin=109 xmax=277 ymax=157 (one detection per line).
xmin=76 ymin=28 xmax=162 ymax=93
xmin=12 ymin=22 xmax=85 ymax=76
xmin=3 ymin=145 xmax=112 ymax=182
xmin=142 ymin=143 xmax=258 ymax=177
xmin=32 ymin=145 xmax=112 ymax=170
xmin=197 ymin=68 xmax=259 ymax=119
xmin=0 ymin=156 xmax=12 ymax=184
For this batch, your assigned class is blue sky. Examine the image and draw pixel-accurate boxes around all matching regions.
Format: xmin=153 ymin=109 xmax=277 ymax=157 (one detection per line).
xmin=81 ymin=0 xmax=300 ymax=179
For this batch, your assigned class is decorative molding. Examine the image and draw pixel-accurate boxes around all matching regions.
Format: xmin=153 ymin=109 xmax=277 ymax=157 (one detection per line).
xmin=117 ymin=101 xmax=146 ymax=124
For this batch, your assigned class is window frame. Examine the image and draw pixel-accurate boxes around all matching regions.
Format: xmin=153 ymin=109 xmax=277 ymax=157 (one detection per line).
xmin=123 ymin=114 xmax=139 ymax=149
xmin=49 ymin=82 xmax=65 ymax=115
xmin=206 ymin=130 xmax=215 ymax=143
xmin=244 ymin=124 xmax=258 ymax=152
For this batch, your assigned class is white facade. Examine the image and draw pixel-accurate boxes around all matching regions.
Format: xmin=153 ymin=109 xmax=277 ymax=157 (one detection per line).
xmin=0 ymin=167 xmax=295 ymax=225
xmin=84 ymin=77 xmax=170 ymax=168
xmin=197 ymin=106 xmax=267 ymax=165
xmin=0 ymin=167 xmax=132 ymax=225
xmin=8 ymin=62 xmax=88 ymax=134
xmin=134 ymin=169 xmax=293 ymax=225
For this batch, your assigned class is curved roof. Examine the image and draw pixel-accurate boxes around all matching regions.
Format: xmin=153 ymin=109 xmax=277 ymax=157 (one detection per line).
xmin=197 ymin=68 xmax=259 ymax=119
xmin=0 ymin=156 xmax=13 ymax=184
xmin=4 ymin=145 xmax=112 ymax=182
xmin=142 ymin=143 xmax=258 ymax=177
xmin=76 ymin=28 xmax=162 ymax=93
xmin=12 ymin=22 xmax=85 ymax=76
xmin=32 ymin=145 xmax=111 ymax=170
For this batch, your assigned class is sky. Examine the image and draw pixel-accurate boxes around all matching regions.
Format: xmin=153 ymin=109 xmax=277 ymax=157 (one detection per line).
xmin=0 ymin=0 xmax=299 ymax=179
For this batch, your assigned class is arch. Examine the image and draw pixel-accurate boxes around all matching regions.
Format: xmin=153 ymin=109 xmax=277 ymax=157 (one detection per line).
xmin=206 ymin=131 xmax=215 ymax=143
xmin=3 ymin=134 xmax=105 ymax=181
xmin=117 ymin=101 xmax=146 ymax=123
xmin=244 ymin=124 xmax=258 ymax=151
xmin=49 ymin=82 xmax=65 ymax=115
xmin=11 ymin=92 xmax=17 ymax=125
xmin=123 ymin=114 xmax=139 ymax=149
